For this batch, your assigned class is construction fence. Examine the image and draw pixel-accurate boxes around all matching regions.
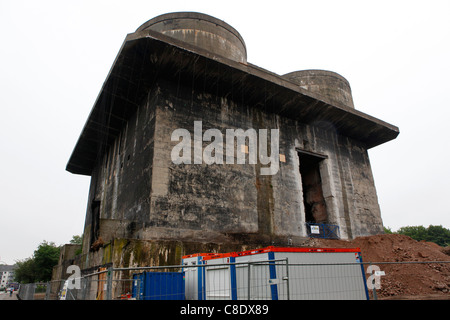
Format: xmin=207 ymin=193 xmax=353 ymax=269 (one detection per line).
xmin=16 ymin=260 xmax=450 ymax=301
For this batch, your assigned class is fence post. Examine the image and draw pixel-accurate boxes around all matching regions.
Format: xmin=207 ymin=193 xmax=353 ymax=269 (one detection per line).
xmin=32 ymin=283 xmax=37 ymax=300
xmin=106 ymin=267 xmax=113 ymax=300
xmin=44 ymin=281 xmax=49 ymax=300
xmin=371 ymin=268 xmax=378 ymax=300
xmin=136 ymin=276 xmax=141 ymax=300
xmin=81 ymin=277 xmax=87 ymax=300
xmin=285 ymin=258 xmax=290 ymax=300
xmin=247 ymin=263 xmax=251 ymax=300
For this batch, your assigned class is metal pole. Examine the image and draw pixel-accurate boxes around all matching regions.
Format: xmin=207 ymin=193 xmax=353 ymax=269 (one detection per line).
xmin=247 ymin=263 xmax=251 ymax=300
xmin=45 ymin=281 xmax=50 ymax=300
xmin=285 ymin=258 xmax=290 ymax=300
xmin=81 ymin=277 xmax=86 ymax=300
xmin=106 ymin=267 xmax=113 ymax=300
xmin=31 ymin=283 xmax=36 ymax=300
xmin=372 ymin=276 xmax=378 ymax=300
xmin=136 ymin=277 xmax=141 ymax=300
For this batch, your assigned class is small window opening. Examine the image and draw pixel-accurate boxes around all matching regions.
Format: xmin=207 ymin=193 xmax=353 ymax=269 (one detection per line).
xmin=90 ymin=200 xmax=101 ymax=250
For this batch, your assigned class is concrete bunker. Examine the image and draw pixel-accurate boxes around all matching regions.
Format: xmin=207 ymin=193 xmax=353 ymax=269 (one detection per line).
xmin=62 ymin=11 xmax=399 ymax=273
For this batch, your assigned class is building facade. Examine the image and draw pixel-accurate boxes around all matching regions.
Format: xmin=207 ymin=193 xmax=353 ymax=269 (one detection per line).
xmin=0 ymin=265 xmax=16 ymax=289
xmin=65 ymin=12 xmax=399 ymax=270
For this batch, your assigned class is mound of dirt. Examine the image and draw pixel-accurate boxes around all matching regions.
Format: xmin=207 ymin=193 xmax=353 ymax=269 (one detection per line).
xmin=305 ymin=233 xmax=450 ymax=299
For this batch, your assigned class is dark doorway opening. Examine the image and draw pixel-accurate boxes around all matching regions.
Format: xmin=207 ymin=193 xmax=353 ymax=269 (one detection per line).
xmin=298 ymin=151 xmax=327 ymax=224
xmin=90 ymin=200 xmax=101 ymax=249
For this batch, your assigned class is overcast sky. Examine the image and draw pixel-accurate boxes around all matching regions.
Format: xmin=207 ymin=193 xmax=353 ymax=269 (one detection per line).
xmin=1 ymin=0 xmax=449 ymax=265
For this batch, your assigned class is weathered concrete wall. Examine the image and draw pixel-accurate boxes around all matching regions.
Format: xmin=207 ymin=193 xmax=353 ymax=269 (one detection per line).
xmin=80 ymin=76 xmax=383 ymax=269
xmin=144 ymin=78 xmax=383 ymax=243
xmin=51 ymin=244 xmax=82 ymax=282
xmin=82 ymin=87 xmax=158 ymax=252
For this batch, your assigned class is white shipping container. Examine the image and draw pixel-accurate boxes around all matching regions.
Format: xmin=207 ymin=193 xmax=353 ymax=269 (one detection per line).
xmin=183 ymin=246 xmax=368 ymax=300
xmin=182 ymin=253 xmax=214 ymax=300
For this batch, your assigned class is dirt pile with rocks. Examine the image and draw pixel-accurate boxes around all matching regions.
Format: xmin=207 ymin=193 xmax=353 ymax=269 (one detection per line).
xmin=306 ymin=233 xmax=450 ymax=299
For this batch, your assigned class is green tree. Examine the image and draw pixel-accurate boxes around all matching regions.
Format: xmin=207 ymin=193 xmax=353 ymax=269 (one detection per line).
xmin=397 ymin=225 xmax=450 ymax=247
xmin=15 ymin=241 xmax=60 ymax=283
xmin=70 ymin=235 xmax=82 ymax=245
xmin=425 ymin=225 xmax=450 ymax=246
xmin=14 ymin=258 xmax=37 ymax=283
xmin=383 ymin=226 xmax=393 ymax=234
xmin=33 ymin=241 xmax=60 ymax=282
xmin=397 ymin=225 xmax=428 ymax=241
xmin=70 ymin=234 xmax=83 ymax=256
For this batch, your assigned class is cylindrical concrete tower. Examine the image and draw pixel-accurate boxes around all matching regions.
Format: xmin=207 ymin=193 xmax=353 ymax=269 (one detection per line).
xmin=282 ymin=70 xmax=355 ymax=109
xmin=137 ymin=12 xmax=247 ymax=64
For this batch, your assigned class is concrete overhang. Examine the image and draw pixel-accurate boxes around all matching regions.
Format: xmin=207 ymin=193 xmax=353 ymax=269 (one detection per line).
xmin=66 ymin=29 xmax=399 ymax=176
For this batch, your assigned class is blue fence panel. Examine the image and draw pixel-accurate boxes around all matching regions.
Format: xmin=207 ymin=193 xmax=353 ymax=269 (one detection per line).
xmin=132 ymin=272 xmax=185 ymax=300
xmin=306 ymin=223 xmax=340 ymax=239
